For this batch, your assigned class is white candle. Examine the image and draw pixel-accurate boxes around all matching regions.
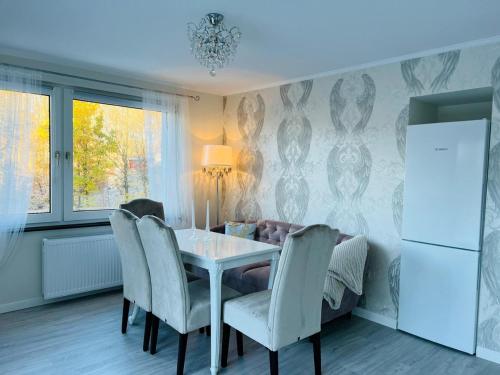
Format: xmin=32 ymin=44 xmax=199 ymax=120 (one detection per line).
xmin=205 ymin=200 xmax=210 ymax=231
xmin=191 ymin=199 xmax=196 ymax=230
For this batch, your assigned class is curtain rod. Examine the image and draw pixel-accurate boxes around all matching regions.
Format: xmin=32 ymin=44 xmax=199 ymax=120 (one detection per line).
xmin=1 ymin=62 xmax=201 ymax=101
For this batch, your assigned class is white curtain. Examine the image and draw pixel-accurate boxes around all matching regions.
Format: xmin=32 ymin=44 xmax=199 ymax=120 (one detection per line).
xmin=0 ymin=66 xmax=41 ymax=268
xmin=143 ymin=91 xmax=193 ymax=229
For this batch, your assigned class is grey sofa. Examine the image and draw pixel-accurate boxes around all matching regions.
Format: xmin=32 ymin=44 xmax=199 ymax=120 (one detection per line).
xmin=192 ymin=219 xmax=364 ymax=324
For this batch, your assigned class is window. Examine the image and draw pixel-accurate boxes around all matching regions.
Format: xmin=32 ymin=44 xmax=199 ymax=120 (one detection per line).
xmin=72 ymin=98 xmax=149 ymax=211
xmin=63 ymin=91 xmax=161 ymax=222
xmin=2 ymin=77 xmax=164 ymax=226
xmin=0 ymin=87 xmax=56 ymax=224
xmin=29 ymin=93 xmax=51 ymax=214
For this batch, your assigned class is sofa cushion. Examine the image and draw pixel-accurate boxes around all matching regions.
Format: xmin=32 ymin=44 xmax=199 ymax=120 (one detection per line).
xmin=337 ymin=233 xmax=353 ymax=244
xmin=255 ymin=220 xmax=304 ymax=247
xmin=222 ymin=262 xmax=270 ymax=295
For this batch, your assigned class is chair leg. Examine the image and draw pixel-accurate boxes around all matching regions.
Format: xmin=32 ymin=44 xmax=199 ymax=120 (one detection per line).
xmin=150 ymin=315 xmax=160 ymax=355
xmin=143 ymin=312 xmax=152 ymax=352
xmin=221 ymin=323 xmax=230 ymax=368
xmin=121 ymin=298 xmax=130 ymax=334
xmin=311 ymin=332 xmax=321 ymax=375
xmin=206 ymin=325 xmax=211 ymax=337
xmin=269 ymin=350 xmax=279 ymax=375
xmin=177 ymin=333 xmax=188 ymax=375
xmin=236 ymin=330 xmax=244 ymax=356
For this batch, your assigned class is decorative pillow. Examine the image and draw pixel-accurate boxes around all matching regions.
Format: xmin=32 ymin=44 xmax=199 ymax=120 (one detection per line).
xmin=328 ymin=235 xmax=367 ymax=296
xmin=225 ymin=221 xmax=257 ymax=240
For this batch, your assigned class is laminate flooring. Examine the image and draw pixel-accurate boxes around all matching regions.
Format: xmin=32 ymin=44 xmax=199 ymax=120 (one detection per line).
xmin=0 ymin=291 xmax=498 ymax=374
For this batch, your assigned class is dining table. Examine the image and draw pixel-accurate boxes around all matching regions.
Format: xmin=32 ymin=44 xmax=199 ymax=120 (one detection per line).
xmin=129 ymin=228 xmax=281 ymax=375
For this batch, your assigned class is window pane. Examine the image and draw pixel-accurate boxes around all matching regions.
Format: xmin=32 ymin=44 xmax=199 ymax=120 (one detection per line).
xmin=30 ymin=94 xmax=50 ymax=213
xmin=0 ymin=90 xmax=50 ymax=214
xmin=72 ymin=99 xmax=158 ymax=211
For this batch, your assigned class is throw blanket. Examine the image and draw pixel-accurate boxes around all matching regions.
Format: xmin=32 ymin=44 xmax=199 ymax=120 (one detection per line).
xmin=323 ymin=235 xmax=368 ymax=310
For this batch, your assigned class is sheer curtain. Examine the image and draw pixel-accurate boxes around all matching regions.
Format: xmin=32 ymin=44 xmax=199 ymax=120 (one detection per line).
xmin=143 ymin=91 xmax=193 ymax=229
xmin=0 ymin=65 xmax=41 ymax=268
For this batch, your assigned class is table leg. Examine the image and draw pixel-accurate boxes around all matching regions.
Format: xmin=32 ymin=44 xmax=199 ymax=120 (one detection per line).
xmin=209 ymin=263 xmax=223 ymax=375
xmin=128 ymin=305 xmax=140 ymax=325
xmin=268 ymin=252 xmax=280 ymax=289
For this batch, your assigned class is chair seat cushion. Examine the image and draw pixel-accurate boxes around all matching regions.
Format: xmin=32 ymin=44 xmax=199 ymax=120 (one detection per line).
xmin=186 ymin=279 xmax=240 ymax=333
xmin=223 ymin=290 xmax=272 ymax=348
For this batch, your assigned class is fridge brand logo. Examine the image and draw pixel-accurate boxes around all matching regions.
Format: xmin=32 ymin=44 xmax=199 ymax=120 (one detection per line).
xmin=434 ymin=147 xmax=449 ymax=151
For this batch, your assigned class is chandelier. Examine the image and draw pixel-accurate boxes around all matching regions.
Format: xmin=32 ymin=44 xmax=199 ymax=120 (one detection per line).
xmin=187 ymin=13 xmax=242 ymax=77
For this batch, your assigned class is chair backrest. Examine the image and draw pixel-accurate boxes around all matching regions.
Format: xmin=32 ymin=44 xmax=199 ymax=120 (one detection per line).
xmin=109 ymin=209 xmax=151 ymax=311
xmin=136 ymin=215 xmax=190 ymax=333
xmin=120 ymin=198 xmax=165 ymax=221
xmin=267 ymin=224 xmax=339 ymax=351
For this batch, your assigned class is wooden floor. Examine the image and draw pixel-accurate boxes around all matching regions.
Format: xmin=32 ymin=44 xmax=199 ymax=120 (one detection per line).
xmin=0 ymin=291 xmax=498 ymax=375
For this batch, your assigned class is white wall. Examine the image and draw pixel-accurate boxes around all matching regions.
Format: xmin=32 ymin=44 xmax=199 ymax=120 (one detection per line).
xmin=0 ymin=226 xmax=112 ymax=313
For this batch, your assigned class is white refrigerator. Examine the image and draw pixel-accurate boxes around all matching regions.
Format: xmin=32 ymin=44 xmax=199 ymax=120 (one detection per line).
xmin=398 ymin=119 xmax=489 ymax=354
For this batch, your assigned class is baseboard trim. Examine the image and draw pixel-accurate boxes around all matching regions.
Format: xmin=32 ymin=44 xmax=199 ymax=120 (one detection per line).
xmin=353 ymin=307 xmax=397 ymax=329
xmin=0 ymin=287 xmax=121 ymax=314
xmin=0 ymin=297 xmax=45 ymax=314
xmin=476 ymin=346 xmax=500 ymax=364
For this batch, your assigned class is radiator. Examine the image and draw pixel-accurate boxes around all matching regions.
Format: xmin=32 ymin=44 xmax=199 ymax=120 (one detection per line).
xmin=42 ymin=234 xmax=122 ymax=299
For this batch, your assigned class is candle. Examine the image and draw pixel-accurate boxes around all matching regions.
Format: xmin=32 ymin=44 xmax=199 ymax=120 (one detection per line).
xmin=191 ymin=199 xmax=196 ymax=230
xmin=205 ymin=200 xmax=210 ymax=231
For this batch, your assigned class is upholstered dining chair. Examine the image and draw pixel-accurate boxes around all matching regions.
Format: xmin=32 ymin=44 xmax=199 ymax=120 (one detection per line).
xmin=109 ymin=209 xmax=153 ymax=352
xmin=120 ymin=198 xmax=165 ymax=221
xmin=221 ymin=224 xmax=339 ymax=375
xmin=119 ymin=198 xmax=200 ymax=303
xmin=136 ymin=215 xmax=240 ymax=374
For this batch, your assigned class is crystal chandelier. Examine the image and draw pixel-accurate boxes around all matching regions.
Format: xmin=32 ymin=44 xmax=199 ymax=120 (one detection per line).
xmin=187 ymin=13 xmax=242 ymax=77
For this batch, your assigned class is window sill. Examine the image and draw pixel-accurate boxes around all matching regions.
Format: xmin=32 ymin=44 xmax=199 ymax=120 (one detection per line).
xmin=24 ymin=221 xmax=110 ymax=232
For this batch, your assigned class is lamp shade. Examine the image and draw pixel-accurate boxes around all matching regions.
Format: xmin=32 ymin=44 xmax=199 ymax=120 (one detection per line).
xmin=201 ymin=145 xmax=233 ymax=167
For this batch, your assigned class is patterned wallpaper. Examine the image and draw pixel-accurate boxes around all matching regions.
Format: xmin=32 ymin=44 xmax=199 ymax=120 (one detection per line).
xmin=276 ymin=81 xmax=313 ymax=223
xmin=222 ymin=42 xmax=500 ymax=354
xmin=234 ymin=94 xmax=265 ymax=220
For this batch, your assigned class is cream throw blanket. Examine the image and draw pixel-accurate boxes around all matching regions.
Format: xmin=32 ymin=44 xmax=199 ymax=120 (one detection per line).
xmin=323 ymin=235 xmax=368 ymax=310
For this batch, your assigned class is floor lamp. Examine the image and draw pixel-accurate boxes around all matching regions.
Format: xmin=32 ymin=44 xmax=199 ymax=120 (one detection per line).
xmin=201 ymin=145 xmax=233 ymax=225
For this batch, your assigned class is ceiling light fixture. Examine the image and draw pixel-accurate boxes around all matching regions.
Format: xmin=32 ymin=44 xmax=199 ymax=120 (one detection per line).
xmin=187 ymin=13 xmax=241 ymax=77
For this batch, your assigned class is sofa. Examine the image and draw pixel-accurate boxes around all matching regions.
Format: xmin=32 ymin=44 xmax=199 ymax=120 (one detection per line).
xmin=192 ymin=219 xmax=365 ymax=325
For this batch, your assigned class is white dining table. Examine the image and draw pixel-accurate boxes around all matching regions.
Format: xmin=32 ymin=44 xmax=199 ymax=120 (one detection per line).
xmin=129 ymin=228 xmax=281 ymax=375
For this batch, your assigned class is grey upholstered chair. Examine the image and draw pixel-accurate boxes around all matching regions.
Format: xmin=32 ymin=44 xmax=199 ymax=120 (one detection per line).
xmin=136 ymin=215 xmax=240 ymax=374
xmin=221 ymin=224 xmax=339 ymax=375
xmin=120 ymin=198 xmax=165 ymax=221
xmin=119 ymin=198 xmax=198 ymax=280
xmin=109 ymin=209 xmax=153 ymax=352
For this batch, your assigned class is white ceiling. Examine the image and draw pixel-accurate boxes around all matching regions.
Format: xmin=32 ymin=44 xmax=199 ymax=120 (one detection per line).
xmin=1 ymin=0 xmax=500 ymax=95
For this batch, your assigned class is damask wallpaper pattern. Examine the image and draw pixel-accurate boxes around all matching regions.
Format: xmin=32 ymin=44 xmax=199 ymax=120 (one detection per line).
xmin=275 ymin=81 xmax=313 ymax=223
xmin=477 ymin=56 xmax=500 ymax=353
xmin=234 ymin=94 xmax=265 ymax=220
xmin=387 ymin=105 xmax=408 ymax=312
xmin=400 ymin=50 xmax=461 ymax=94
xmin=222 ymin=42 xmax=500 ymax=356
xmin=326 ymin=74 xmax=375 ymax=235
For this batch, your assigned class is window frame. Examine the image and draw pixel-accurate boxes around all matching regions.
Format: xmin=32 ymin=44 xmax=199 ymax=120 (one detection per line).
xmin=9 ymin=70 xmax=161 ymax=229
xmin=26 ymin=86 xmax=63 ymax=224
xmin=63 ymin=89 xmax=145 ymax=222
